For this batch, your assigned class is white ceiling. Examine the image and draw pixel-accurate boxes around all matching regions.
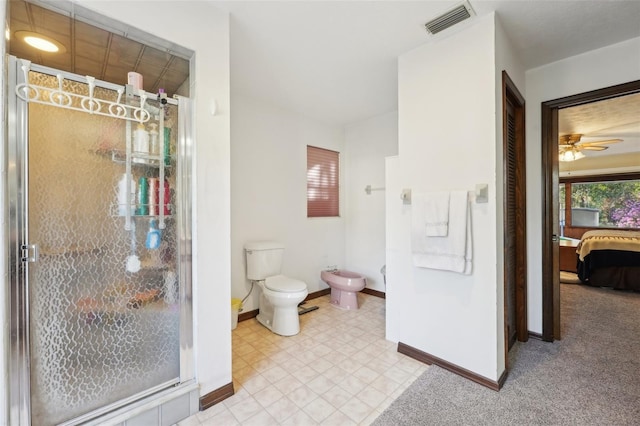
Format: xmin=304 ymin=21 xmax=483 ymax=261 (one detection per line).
xmin=559 ymin=92 xmax=640 ymax=157
xmin=558 ymin=91 xmax=640 ymax=171
xmin=10 ymin=0 xmax=640 ymax=142
xmin=213 ymin=0 xmax=640 ymax=126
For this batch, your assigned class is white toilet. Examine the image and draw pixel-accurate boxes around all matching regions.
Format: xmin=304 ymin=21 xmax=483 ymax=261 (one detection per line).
xmin=244 ymin=241 xmax=308 ymax=336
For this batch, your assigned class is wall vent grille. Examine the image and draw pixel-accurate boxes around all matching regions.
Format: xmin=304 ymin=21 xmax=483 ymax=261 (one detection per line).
xmin=424 ymin=2 xmax=474 ymax=35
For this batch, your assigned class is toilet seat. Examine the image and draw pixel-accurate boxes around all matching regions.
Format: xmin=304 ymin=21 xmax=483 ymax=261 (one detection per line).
xmin=265 ymin=275 xmax=307 ymax=292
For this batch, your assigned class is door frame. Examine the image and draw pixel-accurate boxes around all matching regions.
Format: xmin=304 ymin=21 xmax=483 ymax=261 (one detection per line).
xmin=502 ymin=71 xmax=527 ymax=370
xmin=7 ymin=54 xmax=33 ymax=425
xmin=540 ymin=79 xmax=640 ymax=341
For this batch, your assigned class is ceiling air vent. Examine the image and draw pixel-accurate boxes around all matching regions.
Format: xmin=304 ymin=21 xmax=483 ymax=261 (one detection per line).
xmin=424 ymin=2 xmax=475 ymax=35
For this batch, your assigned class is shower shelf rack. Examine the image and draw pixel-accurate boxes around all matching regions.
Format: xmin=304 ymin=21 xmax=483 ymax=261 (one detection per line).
xmin=110 ymin=150 xmax=173 ymax=167
xmin=110 ymin=204 xmax=174 ymax=218
xmin=121 ymin=92 xmax=169 ymax=232
xmin=14 ymin=59 xmax=151 ymax=123
xmin=15 ymin=58 xmax=172 ymax=231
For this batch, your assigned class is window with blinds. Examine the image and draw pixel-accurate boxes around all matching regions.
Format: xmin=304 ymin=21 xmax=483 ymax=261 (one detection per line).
xmin=307 ymin=145 xmax=339 ymax=217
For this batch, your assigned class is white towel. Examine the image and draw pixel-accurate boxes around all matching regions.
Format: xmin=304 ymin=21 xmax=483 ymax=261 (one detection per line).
xmin=411 ymin=190 xmax=472 ymax=274
xmin=419 ymin=191 xmax=450 ymax=236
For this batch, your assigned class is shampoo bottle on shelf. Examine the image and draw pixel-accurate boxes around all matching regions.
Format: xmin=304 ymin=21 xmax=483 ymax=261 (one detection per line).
xmin=136 ymin=177 xmax=149 ymax=215
xmin=163 ymin=127 xmax=171 ymax=166
xmin=133 ymin=123 xmax=149 ymax=163
xmin=117 ymin=174 xmax=136 ymax=216
xmin=145 ymin=219 xmax=161 ymax=250
xmin=148 ymin=178 xmax=159 ymax=216
xmin=149 ymin=123 xmax=159 ymax=158
xmin=160 ymin=179 xmax=171 ymax=215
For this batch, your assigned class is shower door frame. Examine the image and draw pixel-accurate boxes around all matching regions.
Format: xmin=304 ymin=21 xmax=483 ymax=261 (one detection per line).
xmin=7 ymin=56 xmax=195 ymax=425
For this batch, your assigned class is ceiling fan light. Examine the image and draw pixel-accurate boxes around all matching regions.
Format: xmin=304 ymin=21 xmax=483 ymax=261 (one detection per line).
xmin=559 ymin=148 xmax=585 ymax=162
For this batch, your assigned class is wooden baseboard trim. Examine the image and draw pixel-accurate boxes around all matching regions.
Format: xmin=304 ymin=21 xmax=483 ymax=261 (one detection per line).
xmin=528 ymin=331 xmax=543 ymax=340
xmin=305 ymin=288 xmax=331 ymax=300
xmin=397 ymin=342 xmax=505 ymax=391
xmin=361 ymin=288 xmax=386 ymax=299
xmin=199 ymin=382 xmax=234 ymax=411
xmin=238 ymin=309 xmax=258 ymax=322
xmin=497 ymin=368 xmax=508 ymax=389
xmin=396 ymin=342 xmax=433 ymax=365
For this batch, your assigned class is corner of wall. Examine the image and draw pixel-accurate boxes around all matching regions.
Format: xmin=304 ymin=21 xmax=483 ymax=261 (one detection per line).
xmin=493 ymin=10 xmax=527 ymax=379
xmin=344 ymin=111 xmax=398 ymax=292
xmin=392 ymin=14 xmax=502 ymax=381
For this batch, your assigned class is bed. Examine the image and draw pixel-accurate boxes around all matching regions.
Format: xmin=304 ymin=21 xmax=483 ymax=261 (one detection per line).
xmin=576 ymin=229 xmax=640 ymax=291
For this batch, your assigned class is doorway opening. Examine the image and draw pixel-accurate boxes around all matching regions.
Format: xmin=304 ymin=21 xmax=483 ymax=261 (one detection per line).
xmin=540 ymin=80 xmax=640 ymax=341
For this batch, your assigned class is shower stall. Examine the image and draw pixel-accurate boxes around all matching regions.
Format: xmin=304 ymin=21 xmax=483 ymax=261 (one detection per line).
xmin=7 ymin=56 xmax=195 ymax=425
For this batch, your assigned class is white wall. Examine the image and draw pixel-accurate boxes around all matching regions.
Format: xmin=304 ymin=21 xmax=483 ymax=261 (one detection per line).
xmin=58 ymin=0 xmax=232 ymax=399
xmin=230 ymin=94 xmax=345 ymax=312
xmin=525 ymin=36 xmax=640 ymax=333
xmin=344 ymin=111 xmax=398 ymax=292
xmin=387 ymin=14 xmax=503 ymax=381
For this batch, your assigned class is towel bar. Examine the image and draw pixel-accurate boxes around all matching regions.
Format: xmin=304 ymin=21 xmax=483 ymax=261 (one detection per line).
xmin=400 ymin=189 xmax=412 ymax=204
xmin=401 ymin=185 xmax=488 ymax=204
xmin=365 ymin=185 xmax=386 ymax=195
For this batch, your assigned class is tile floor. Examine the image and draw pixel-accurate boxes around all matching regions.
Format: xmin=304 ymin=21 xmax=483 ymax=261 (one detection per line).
xmin=179 ymin=293 xmax=429 ymax=425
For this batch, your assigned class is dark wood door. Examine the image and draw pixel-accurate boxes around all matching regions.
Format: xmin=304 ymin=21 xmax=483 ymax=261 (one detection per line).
xmin=502 ymin=71 xmax=527 ymax=362
xmin=505 ymin=100 xmax=518 ymax=349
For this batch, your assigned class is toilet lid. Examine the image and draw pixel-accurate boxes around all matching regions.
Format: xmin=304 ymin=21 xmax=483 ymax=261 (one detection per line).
xmin=264 ymin=275 xmax=307 ymax=292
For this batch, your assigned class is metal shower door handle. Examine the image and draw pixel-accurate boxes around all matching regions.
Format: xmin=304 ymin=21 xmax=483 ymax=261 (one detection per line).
xmin=21 ymin=244 xmax=38 ymax=263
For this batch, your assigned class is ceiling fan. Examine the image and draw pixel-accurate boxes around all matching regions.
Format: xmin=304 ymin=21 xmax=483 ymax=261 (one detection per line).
xmin=558 ymin=133 xmax=623 ymax=162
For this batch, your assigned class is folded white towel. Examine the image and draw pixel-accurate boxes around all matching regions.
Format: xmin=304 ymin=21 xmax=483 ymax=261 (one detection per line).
xmin=411 ymin=190 xmax=472 ymax=274
xmin=420 ymin=191 xmax=450 ymax=236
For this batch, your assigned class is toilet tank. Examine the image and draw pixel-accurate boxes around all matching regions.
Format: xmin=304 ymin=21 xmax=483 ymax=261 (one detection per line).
xmin=244 ymin=241 xmax=285 ymax=280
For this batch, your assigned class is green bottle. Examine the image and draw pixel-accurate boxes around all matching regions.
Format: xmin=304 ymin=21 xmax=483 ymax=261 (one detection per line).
xmin=164 ymin=127 xmax=171 ymax=166
xmin=136 ymin=177 xmax=149 ymax=215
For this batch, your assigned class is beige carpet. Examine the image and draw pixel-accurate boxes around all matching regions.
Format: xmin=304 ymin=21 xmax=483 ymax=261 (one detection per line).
xmin=373 ymin=284 xmax=640 ymax=425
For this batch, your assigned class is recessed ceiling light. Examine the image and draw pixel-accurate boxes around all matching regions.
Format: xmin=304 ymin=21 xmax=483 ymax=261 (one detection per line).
xmin=15 ymin=31 xmax=66 ymax=53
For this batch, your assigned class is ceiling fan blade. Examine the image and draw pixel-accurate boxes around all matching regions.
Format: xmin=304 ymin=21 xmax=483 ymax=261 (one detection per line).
xmin=577 ymin=138 xmax=623 ymax=147
xmin=580 ymin=146 xmax=608 ymax=151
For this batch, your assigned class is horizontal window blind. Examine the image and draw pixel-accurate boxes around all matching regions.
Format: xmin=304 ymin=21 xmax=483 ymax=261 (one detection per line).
xmin=307 ymin=145 xmax=339 ymax=217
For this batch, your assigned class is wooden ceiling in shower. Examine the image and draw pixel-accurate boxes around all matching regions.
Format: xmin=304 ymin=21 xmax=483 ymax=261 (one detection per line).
xmin=9 ymin=0 xmax=190 ymax=97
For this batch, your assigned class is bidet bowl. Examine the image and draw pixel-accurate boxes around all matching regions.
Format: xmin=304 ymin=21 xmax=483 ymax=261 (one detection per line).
xmin=321 ymin=270 xmax=366 ymax=309
xmin=321 ymin=270 xmax=366 ymax=290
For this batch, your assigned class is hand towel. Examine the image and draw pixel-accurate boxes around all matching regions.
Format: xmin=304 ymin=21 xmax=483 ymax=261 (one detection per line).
xmin=411 ymin=190 xmax=472 ymax=274
xmin=422 ymin=191 xmax=450 ymax=236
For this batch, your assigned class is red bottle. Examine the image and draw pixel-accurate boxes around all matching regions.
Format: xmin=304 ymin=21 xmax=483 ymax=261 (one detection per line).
xmin=162 ymin=179 xmax=171 ymax=215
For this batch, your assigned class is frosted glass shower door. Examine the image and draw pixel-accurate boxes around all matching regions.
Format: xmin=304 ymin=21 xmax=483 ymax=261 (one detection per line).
xmin=10 ymin=63 xmax=189 ymax=425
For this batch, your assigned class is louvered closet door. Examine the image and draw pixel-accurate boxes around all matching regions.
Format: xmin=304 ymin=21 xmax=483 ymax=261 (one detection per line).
xmin=505 ymin=100 xmax=518 ymax=349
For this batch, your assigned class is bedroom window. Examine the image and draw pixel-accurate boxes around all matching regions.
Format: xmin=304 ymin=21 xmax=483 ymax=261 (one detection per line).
xmin=560 ymin=178 xmax=640 ymax=229
xmin=307 ymin=145 xmax=339 ymax=217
